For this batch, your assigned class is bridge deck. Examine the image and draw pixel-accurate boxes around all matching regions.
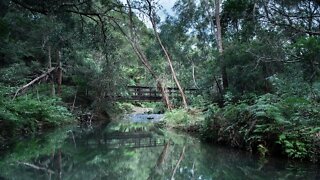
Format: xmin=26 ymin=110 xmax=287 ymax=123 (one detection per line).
xmin=106 ymin=86 xmax=197 ymax=101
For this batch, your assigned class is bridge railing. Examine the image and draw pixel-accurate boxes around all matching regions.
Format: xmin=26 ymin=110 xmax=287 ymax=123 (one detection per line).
xmin=128 ymin=86 xmax=160 ymax=97
xmin=107 ymin=86 xmax=198 ymax=101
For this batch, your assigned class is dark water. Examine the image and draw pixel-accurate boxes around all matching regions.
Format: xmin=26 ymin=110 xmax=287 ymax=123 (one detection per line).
xmin=0 ymin=114 xmax=319 ymax=180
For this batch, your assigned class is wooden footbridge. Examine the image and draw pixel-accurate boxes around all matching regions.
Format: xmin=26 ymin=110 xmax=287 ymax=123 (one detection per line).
xmin=107 ymin=86 xmax=197 ymax=101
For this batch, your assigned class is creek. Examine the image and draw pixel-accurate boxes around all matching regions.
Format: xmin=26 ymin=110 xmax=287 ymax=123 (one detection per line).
xmin=0 ymin=113 xmax=319 ymax=179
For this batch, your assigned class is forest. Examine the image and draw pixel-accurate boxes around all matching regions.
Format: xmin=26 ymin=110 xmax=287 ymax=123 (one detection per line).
xmin=0 ymin=0 xmax=319 ymax=173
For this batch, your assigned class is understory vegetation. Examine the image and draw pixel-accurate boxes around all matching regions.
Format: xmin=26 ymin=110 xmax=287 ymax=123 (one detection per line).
xmin=163 ymin=90 xmax=320 ymax=161
xmin=163 ymin=108 xmax=204 ymax=131
xmin=201 ymin=93 xmax=320 ymax=161
xmin=0 ymin=85 xmax=73 ymax=143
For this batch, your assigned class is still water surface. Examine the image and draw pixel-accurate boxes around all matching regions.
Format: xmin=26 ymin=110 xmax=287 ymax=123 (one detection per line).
xmin=0 ymin=114 xmax=319 ymax=179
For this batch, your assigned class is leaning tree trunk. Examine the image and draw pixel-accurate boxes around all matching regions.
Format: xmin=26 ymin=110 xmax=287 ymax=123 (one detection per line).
xmin=147 ymin=6 xmax=188 ymax=108
xmin=110 ymin=0 xmax=173 ymax=110
xmin=214 ymin=0 xmax=228 ymax=90
xmin=151 ymin=21 xmax=188 ymax=108
xmin=131 ymin=40 xmax=172 ymax=110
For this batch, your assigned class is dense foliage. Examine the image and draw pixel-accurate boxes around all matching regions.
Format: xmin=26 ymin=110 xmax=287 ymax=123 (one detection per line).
xmin=0 ymin=85 xmax=72 ymax=142
xmin=0 ymin=0 xmax=141 ymax=141
xmin=201 ymin=94 xmax=320 ymax=160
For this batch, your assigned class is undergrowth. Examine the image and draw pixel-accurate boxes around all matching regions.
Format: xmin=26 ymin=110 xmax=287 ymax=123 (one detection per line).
xmin=201 ymin=93 xmax=320 ymax=162
xmin=163 ymin=108 xmax=204 ymax=132
xmin=0 ymin=86 xmax=73 ymax=140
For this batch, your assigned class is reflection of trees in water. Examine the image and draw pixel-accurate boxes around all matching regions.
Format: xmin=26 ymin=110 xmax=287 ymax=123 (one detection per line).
xmin=147 ymin=141 xmax=171 ymax=180
xmin=147 ymin=133 xmax=320 ymax=180
xmin=0 ymin=122 xmax=319 ymax=179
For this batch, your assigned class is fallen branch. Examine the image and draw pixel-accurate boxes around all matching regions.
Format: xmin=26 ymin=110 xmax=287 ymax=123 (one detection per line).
xmin=13 ymin=67 xmax=56 ymax=99
xmin=17 ymin=161 xmax=55 ymax=174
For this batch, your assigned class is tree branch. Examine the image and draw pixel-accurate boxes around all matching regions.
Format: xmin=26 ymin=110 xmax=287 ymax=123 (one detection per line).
xmin=13 ymin=67 xmax=57 ymax=99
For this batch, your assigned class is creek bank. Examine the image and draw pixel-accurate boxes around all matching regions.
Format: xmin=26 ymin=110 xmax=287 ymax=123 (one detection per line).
xmin=161 ymin=105 xmax=320 ymax=163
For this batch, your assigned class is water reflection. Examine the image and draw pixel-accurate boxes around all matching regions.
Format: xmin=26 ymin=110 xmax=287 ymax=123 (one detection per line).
xmin=0 ymin=115 xmax=319 ymax=180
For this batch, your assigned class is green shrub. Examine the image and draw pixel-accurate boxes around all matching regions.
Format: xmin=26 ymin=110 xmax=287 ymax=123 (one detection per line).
xmin=189 ymin=95 xmax=208 ymax=108
xmin=201 ymin=93 xmax=320 ymax=161
xmin=115 ymin=102 xmax=134 ymax=113
xmin=164 ymin=109 xmax=205 ymax=131
xmin=0 ymin=87 xmax=73 ymax=138
xmin=152 ymin=102 xmax=166 ymax=114
xmin=164 ymin=109 xmax=191 ymax=125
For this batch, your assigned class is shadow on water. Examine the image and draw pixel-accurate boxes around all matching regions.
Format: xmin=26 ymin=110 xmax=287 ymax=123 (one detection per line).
xmin=0 ymin=113 xmax=319 ymax=180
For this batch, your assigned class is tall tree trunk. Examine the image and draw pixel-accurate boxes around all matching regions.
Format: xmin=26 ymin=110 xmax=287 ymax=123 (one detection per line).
xmin=48 ymin=45 xmax=55 ymax=96
xmin=57 ymin=50 xmax=62 ymax=96
xmin=130 ymin=39 xmax=172 ymax=110
xmin=204 ymin=0 xmax=223 ymax=96
xmin=152 ymin=24 xmax=188 ymax=108
xmin=262 ymin=62 xmax=271 ymax=93
xmin=214 ymin=0 xmax=228 ymax=90
xmin=192 ymin=63 xmax=199 ymax=89
xmin=146 ymin=0 xmax=188 ymax=108
xmin=117 ymin=31 xmax=172 ymax=110
xmin=110 ymin=1 xmax=172 ymax=110
xmin=57 ymin=149 xmax=62 ymax=180
xmin=156 ymin=81 xmax=171 ymax=110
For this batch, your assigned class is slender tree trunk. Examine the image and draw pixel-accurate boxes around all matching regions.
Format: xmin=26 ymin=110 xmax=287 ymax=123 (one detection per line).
xmin=215 ymin=0 xmax=223 ymax=54
xmin=156 ymin=31 xmax=187 ymax=108
xmin=192 ymin=63 xmax=199 ymax=89
xmin=57 ymin=50 xmax=62 ymax=96
xmin=111 ymin=22 xmax=172 ymax=110
xmin=147 ymin=7 xmax=188 ymax=108
xmin=57 ymin=149 xmax=62 ymax=180
xmin=156 ymin=81 xmax=171 ymax=109
xmin=262 ymin=62 xmax=271 ymax=93
xmin=71 ymin=88 xmax=77 ymax=112
xmin=204 ymin=0 xmax=223 ymax=96
xmin=48 ymin=46 xmax=55 ymax=96
xmin=130 ymin=40 xmax=172 ymax=110
xmin=214 ymin=0 xmax=228 ymax=90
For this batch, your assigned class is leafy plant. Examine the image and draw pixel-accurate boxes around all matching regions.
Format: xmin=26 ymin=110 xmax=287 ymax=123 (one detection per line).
xmin=201 ymin=93 xmax=320 ymax=161
xmin=0 ymin=87 xmax=73 ymax=140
